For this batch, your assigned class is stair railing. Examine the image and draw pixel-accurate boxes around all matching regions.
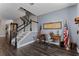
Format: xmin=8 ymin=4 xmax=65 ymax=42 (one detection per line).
xmin=10 ymin=7 xmax=38 ymax=48
xmin=10 ymin=19 xmax=38 ymax=48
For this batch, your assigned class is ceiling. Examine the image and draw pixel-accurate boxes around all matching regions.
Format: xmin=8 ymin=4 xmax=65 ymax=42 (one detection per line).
xmin=0 ymin=3 xmax=76 ymax=20
xmin=22 ymin=3 xmax=76 ymax=16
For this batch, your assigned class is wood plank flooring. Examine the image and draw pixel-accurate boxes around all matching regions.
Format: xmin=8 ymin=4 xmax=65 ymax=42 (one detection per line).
xmin=0 ymin=37 xmax=79 ymax=56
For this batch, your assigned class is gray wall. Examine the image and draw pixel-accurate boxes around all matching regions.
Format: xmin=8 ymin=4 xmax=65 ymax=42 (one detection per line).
xmin=38 ymin=4 xmax=79 ymax=45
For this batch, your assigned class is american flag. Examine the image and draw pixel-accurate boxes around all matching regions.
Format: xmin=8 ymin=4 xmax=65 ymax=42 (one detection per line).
xmin=64 ymin=22 xmax=70 ymax=50
xmin=64 ymin=27 xmax=68 ymax=46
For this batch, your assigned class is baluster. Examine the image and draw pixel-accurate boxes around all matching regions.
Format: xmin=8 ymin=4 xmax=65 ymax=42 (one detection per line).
xmin=15 ymin=23 xmax=18 ymax=48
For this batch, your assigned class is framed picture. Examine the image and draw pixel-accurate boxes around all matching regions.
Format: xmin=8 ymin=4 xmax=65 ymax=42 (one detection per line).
xmin=43 ymin=22 xmax=62 ymax=29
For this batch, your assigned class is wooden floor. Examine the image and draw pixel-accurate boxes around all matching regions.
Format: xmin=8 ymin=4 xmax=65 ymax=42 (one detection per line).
xmin=0 ymin=37 xmax=79 ymax=56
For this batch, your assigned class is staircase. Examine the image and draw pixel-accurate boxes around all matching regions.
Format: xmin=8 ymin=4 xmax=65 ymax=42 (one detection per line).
xmin=11 ymin=31 xmax=37 ymax=48
xmin=9 ymin=7 xmax=38 ymax=48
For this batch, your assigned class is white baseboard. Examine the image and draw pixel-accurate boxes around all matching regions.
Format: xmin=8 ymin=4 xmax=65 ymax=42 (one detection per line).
xmin=17 ymin=40 xmax=35 ymax=48
xmin=0 ymin=34 xmax=5 ymax=37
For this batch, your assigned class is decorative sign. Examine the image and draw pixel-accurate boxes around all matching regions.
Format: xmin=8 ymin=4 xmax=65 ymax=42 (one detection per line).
xmin=43 ymin=22 xmax=62 ymax=29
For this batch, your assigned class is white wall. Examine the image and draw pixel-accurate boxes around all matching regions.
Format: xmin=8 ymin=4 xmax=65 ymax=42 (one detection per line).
xmin=0 ymin=19 xmax=13 ymax=37
xmin=0 ymin=20 xmax=5 ymax=37
xmin=30 ymin=15 xmax=38 ymax=32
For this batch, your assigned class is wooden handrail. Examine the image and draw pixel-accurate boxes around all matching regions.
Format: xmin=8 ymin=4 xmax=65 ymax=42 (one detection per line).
xmin=17 ymin=19 xmax=38 ymax=32
xmin=17 ymin=22 xmax=31 ymax=32
xmin=17 ymin=23 xmax=24 ymax=28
